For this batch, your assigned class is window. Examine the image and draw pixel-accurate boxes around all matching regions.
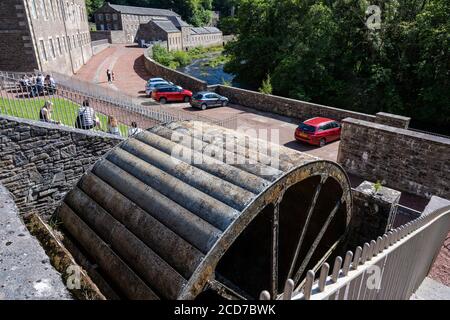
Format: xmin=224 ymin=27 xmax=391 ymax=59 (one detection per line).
xmin=41 ymin=0 xmax=48 ymax=19
xmin=49 ymin=0 xmax=55 ymax=19
xmin=105 ymin=13 xmax=111 ymax=21
xmin=49 ymin=38 xmax=56 ymax=59
xmin=98 ymin=13 xmax=103 ymax=21
xmin=29 ymin=0 xmax=37 ymax=19
xmin=113 ymin=14 xmax=118 ymax=21
xmin=57 ymin=37 xmax=62 ymax=55
xmin=39 ymin=39 xmax=47 ymax=61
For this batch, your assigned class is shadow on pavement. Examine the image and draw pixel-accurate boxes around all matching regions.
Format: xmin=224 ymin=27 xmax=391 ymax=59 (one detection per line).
xmin=133 ymin=55 xmax=151 ymax=81
xmin=284 ymin=140 xmax=318 ymax=153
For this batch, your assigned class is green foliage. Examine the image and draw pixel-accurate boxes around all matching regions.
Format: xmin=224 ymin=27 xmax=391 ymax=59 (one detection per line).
xmin=374 ymin=180 xmax=383 ymax=194
xmin=201 ymin=53 xmax=230 ymax=67
xmin=225 ymin=0 xmax=450 ymax=134
xmin=152 ymin=44 xmax=223 ymax=69
xmin=218 ymin=16 xmax=239 ymax=35
xmin=152 ymin=45 xmax=176 ymax=67
xmin=85 ymin=0 xmax=105 ymax=20
xmin=173 ymin=50 xmax=193 ymax=66
xmin=221 ymin=77 xmax=232 ymax=86
xmin=259 ymin=74 xmax=272 ymax=94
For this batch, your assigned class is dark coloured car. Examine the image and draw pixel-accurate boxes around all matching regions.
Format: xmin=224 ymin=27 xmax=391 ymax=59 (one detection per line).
xmin=190 ymin=92 xmax=229 ymax=110
xmin=151 ymin=85 xmax=193 ymax=104
xmin=295 ymin=117 xmax=342 ymax=147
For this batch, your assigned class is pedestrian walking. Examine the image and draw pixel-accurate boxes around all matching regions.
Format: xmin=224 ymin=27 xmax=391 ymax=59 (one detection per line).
xmin=106 ymin=69 xmax=112 ymax=83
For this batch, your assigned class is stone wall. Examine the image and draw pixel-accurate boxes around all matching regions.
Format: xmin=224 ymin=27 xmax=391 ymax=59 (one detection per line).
xmin=143 ymin=49 xmax=207 ymax=92
xmin=375 ymin=112 xmax=411 ymax=129
xmin=347 ymin=181 xmax=401 ymax=248
xmin=338 ymin=118 xmax=450 ymax=199
xmin=90 ymin=30 xmax=127 ymax=44
xmin=214 ymin=86 xmax=377 ymax=123
xmin=91 ymin=42 xmax=110 ymax=55
xmin=0 ymin=116 xmax=123 ymax=221
xmin=0 ymin=0 xmax=39 ymax=72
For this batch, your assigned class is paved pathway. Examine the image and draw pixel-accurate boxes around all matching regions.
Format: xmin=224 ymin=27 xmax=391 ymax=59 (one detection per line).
xmin=411 ymin=277 xmax=450 ymax=300
xmin=0 ymin=184 xmax=71 ymax=300
xmin=74 ymin=45 xmax=340 ymax=161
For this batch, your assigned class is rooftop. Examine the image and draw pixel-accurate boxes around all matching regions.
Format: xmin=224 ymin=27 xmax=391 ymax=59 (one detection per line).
xmin=107 ymin=3 xmax=179 ymax=17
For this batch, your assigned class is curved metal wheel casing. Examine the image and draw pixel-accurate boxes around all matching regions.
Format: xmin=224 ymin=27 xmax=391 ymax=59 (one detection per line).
xmin=55 ymin=120 xmax=353 ymax=300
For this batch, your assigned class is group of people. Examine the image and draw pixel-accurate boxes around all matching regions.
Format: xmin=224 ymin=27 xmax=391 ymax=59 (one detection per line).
xmin=39 ymin=99 xmax=143 ymax=137
xmin=20 ymin=73 xmax=56 ymax=97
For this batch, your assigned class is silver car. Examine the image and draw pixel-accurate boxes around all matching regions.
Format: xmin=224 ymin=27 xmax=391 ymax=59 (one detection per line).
xmin=190 ymin=92 xmax=229 ymax=110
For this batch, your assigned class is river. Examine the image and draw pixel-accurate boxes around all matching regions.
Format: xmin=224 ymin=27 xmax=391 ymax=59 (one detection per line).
xmin=177 ymin=53 xmax=240 ymax=87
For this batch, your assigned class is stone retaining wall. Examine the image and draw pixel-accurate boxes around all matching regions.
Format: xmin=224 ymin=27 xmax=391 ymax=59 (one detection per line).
xmin=143 ymin=49 xmax=207 ymax=93
xmin=375 ymin=112 xmax=411 ymax=129
xmin=214 ymin=85 xmax=377 ymax=122
xmin=338 ymin=118 xmax=450 ymax=199
xmin=0 ymin=116 xmax=123 ymax=220
xmin=92 ymin=42 xmax=110 ymax=56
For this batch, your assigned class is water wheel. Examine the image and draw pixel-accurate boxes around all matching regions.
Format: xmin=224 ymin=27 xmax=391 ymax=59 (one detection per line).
xmin=55 ymin=121 xmax=352 ymax=300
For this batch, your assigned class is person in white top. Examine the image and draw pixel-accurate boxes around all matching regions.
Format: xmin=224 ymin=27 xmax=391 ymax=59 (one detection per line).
xmin=128 ymin=122 xmax=143 ymax=136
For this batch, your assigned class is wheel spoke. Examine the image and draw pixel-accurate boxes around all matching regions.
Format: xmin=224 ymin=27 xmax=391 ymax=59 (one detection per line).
xmin=271 ymin=203 xmax=280 ymax=298
xmin=286 ymin=178 xmax=325 ymax=281
xmin=293 ymin=199 xmax=342 ymax=284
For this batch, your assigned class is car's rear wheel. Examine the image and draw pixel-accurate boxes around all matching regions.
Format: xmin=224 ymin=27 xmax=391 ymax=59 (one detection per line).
xmin=159 ymin=97 xmax=167 ymax=104
xmin=184 ymin=96 xmax=190 ymax=103
xmin=221 ymin=100 xmax=228 ymax=107
xmin=201 ymin=103 xmax=207 ymax=110
xmin=319 ymin=138 xmax=326 ymax=147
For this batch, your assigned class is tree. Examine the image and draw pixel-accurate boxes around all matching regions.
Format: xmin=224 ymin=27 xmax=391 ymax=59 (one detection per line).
xmin=259 ymin=74 xmax=272 ymax=94
xmin=85 ymin=0 xmax=105 ymax=20
xmin=225 ymin=0 xmax=450 ymax=134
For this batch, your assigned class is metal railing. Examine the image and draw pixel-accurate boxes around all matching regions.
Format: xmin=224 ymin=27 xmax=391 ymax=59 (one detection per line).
xmin=0 ymin=71 xmax=238 ymax=138
xmin=260 ymin=199 xmax=450 ymax=300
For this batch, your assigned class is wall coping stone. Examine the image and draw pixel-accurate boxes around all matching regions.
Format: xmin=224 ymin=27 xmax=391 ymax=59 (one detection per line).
xmin=342 ymin=117 xmax=450 ymax=145
xmin=0 ymin=183 xmax=72 ymax=300
xmin=0 ymin=115 xmax=126 ymax=141
xmin=355 ymin=180 xmax=401 ymax=205
xmin=376 ymin=112 xmax=411 ymax=122
xmin=215 ymin=85 xmax=377 ymax=121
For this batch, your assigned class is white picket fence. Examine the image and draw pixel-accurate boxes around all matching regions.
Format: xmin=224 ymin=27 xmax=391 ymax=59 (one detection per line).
xmin=260 ymin=197 xmax=450 ymax=300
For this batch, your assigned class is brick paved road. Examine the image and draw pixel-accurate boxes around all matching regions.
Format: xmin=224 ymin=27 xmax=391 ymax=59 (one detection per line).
xmin=74 ymin=44 xmax=340 ymax=161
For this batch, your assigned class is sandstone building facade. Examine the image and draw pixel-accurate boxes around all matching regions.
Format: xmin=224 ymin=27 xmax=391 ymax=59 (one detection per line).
xmin=0 ymin=0 xmax=93 ymax=75
xmin=93 ymin=2 xmax=223 ymax=50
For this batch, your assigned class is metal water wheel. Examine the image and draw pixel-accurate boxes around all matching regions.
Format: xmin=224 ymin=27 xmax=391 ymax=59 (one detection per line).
xmin=55 ymin=121 xmax=352 ymax=300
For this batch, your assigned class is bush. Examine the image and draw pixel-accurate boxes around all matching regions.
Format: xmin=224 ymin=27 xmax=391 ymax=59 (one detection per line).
xmin=152 ymin=45 xmax=173 ymax=67
xmin=173 ymin=51 xmax=192 ymax=66
xmin=259 ymin=74 xmax=273 ymax=94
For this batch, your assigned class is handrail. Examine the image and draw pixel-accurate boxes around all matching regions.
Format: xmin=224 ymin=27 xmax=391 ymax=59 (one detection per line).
xmin=0 ymin=70 xmax=238 ymax=132
xmin=260 ymin=199 xmax=450 ymax=300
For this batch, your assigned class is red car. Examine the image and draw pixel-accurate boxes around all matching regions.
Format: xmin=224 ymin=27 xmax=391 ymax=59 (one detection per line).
xmin=151 ymin=85 xmax=192 ymax=104
xmin=295 ymin=117 xmax=342 ymax=147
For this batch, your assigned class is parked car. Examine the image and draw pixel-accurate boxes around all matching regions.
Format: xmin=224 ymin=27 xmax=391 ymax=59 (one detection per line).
xmin=190 ymin=92 xmax=229 ymax=110
xmin=145 ymin=81 xmax=172 ymax=96
xmin=151 ymin=85 xmax=193 ymax=104
xmin=295 ymin=117 xmax=341 ymax=147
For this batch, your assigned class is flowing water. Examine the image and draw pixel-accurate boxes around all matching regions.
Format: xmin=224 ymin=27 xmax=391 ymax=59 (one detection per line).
xmin=177 ymin=53 xmax=239 ymax=87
